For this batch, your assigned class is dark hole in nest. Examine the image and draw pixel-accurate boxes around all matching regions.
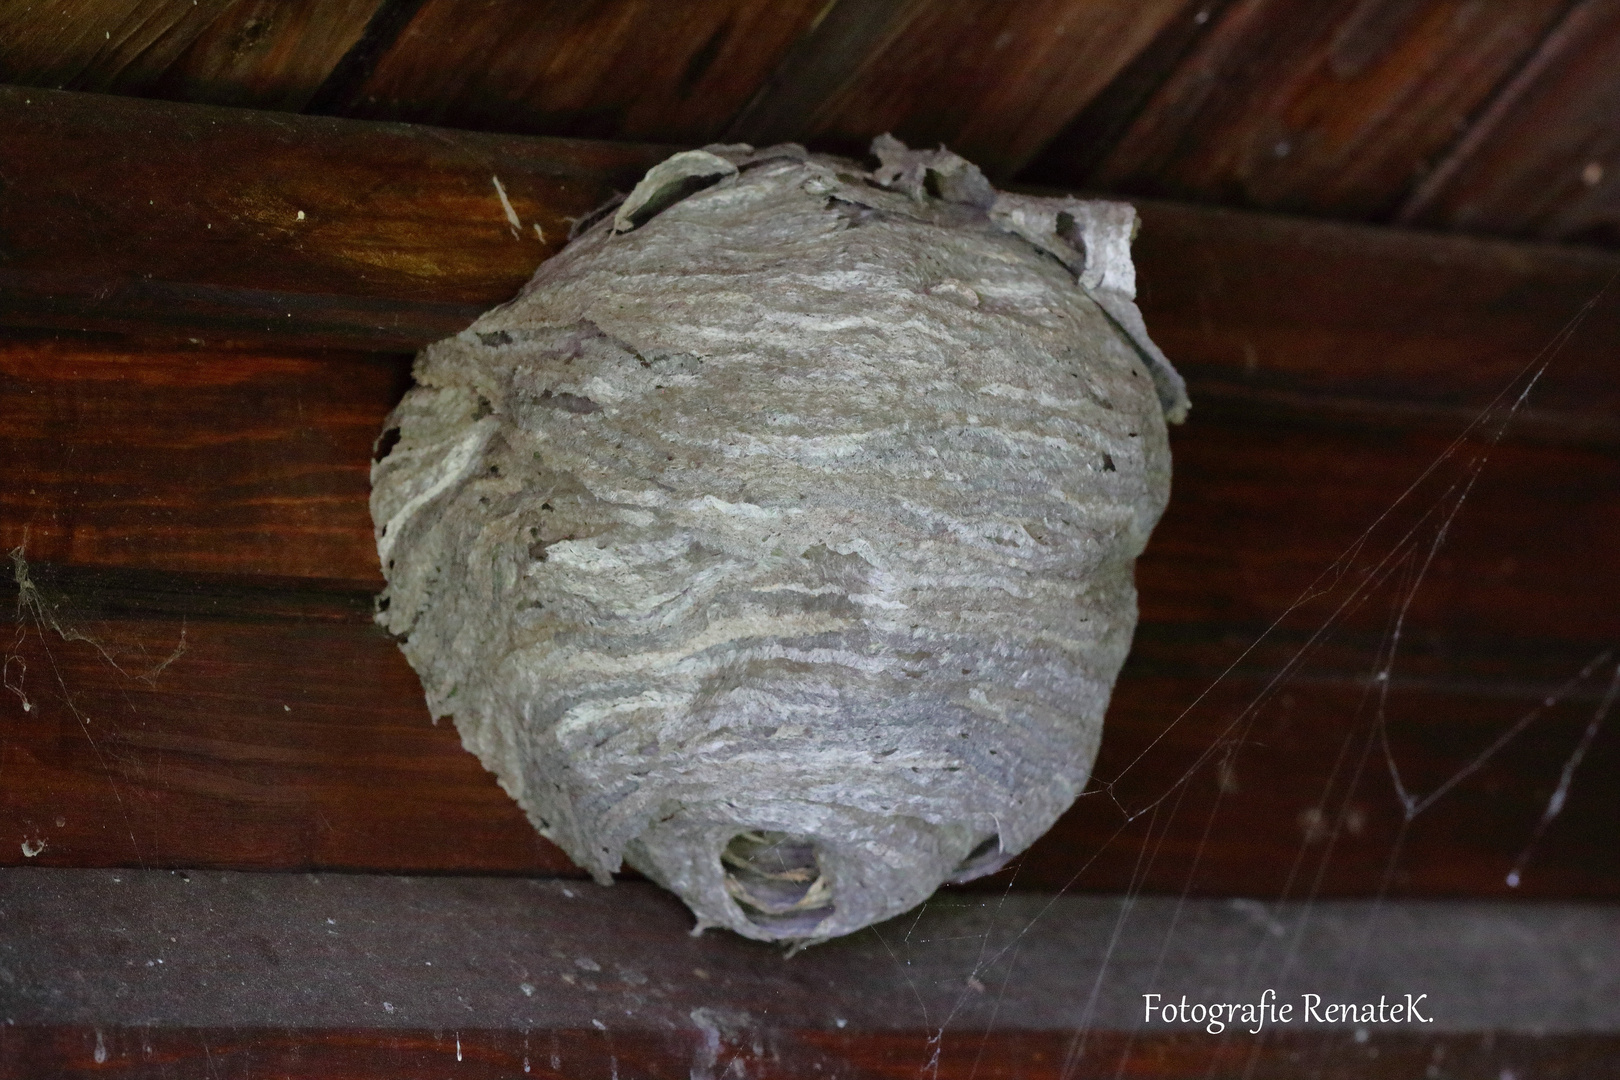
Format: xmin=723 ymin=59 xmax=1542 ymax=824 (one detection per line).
xmin=1054 ymin=209 xmax=1091 ymax=272
xmin=722 ymin=831 xmax=834 ymax=932
xmin=373 ymin=426 xmax=401 ymax=462
xmin=953 ymin=833 xmax=1003 ymax=878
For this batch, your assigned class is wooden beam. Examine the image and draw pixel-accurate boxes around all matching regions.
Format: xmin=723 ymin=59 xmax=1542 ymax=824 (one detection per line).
xmin=4 ymin=88 xmax=1616 ymax=435
xmin=8 ymin=1027 xmax=1620 ymax=1080
xmin=724 ymin=0 xmax=928 ymax=149
xmin=3 ymin=870 xmax=1618 ymax=1077
xmin=7 ymin=869 xmax=1619 ymax=1030
xmin=152 ymin=0 xmax=391 ymax=114
xmin=0 ymin=86 xmax=669 ymax=352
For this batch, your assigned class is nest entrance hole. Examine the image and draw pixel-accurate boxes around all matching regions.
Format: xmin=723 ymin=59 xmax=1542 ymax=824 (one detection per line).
xmin=721 ymin=831 xmax=834 ymax=933
xmin=950 ymin=833 xmax=1005 ymax=881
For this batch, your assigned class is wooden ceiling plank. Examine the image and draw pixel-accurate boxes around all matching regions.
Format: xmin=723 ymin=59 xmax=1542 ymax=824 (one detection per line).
xmin=1396 ymin=0 xmax=1620 ymax=246
xmin=0 ymin=340 xmax=400 ymax=583
xmin=724 ymin=0 xmax=927 ymax=148
xmin=148 ymin=0 xmax=388 ymax=112
xmin=0 ymin=0 xmax=240 ymax=93
xmin=302 ymin=0 xmax=433 ymax=115
xmin=334 ymin=0 xmax=829 ymax=145
xmin=1081 ymin=0 xmax=1575 ymax=221
xmin=734 ymin=0 xmax=1195 ymax=178
xmin=1020 ymin=0 xmax=1236 ymax=186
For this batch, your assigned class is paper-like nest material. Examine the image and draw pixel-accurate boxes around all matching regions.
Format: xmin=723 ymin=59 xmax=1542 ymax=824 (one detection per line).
xmin=371 ymin=137 xmax=1187 ymax=943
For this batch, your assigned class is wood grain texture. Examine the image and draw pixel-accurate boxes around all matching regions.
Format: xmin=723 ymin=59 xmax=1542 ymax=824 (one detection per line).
xmin=4 ymin=1026 xmax=1619 ymax=1079
xmin=0 ymin=340 xmax=400 ymax=582
xmin=1397 ymin=0 xmax=1620 ymax=247
xmin=732 ymin=0 xmax=1193 ymax=178
xmin=1015 ymin=0 xmax=1237 ymax=185
xmin=724 ymin=0 xmax=926 ymax=148
xmin=1127 ymin=199 xmax=1620 ymax=442
xmin=0 ymin=0 xmax=237 ymax=94
xmin=1056 ymin=0 xmax=1573 ymax=221
xmin=6 ymin=90 xmax=1619 ymax=430
xmin=334 ymin=0 xmax=828 ymax=143
xmin=0 ymin=574 xmax=569 ymax=875
xmin=149 ymin=0 xmax=386 ymax=112
xmin=0 ymin=87 xmax=669 ymax=351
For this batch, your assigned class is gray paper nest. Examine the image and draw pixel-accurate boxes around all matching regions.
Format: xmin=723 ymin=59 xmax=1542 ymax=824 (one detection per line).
xmin=371 ymin=136 xmax=1187 ymax=943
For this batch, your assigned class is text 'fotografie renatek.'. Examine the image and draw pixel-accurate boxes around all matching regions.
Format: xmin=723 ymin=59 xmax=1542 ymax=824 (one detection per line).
xmin=1143 ymin=990 xmax=1434 ymax=1034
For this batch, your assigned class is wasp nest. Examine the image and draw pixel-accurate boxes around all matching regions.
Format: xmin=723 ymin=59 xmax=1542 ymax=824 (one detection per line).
xmin=371 ymin=137 xmax=1187 ymax=943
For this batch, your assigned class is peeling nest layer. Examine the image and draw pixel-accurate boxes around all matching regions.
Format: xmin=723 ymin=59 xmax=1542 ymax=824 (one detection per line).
xmin=371 ymin=137 xmax=1186 ymax=943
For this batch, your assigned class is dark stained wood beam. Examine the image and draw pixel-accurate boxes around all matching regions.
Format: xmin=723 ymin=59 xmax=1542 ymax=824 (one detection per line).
xmin=0 ymin=86 xmax=670 ymax=352
xmin=1127 ymin=198 xmax=1620 ymax=442
xmin=725 ymin=0 xmax=927 ymax=150
xmin=301 ymin=0 xmax=429 ymax=116
xmin=4 ymin=87 xmax=1618 ymax=428
xmin=3 ymin=869 xmax=1618 ymax=1076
